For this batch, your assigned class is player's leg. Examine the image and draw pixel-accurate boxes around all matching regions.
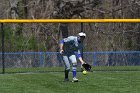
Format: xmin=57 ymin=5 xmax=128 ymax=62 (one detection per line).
xmin=69 ymin=55 xmax=78 ymax=82
xmin=62 ymin=55 xmax=70 ymax=81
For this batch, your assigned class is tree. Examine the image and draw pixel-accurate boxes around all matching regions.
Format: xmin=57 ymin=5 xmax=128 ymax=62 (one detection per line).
xmin=53 ymin=0 xmax=101 ymax=38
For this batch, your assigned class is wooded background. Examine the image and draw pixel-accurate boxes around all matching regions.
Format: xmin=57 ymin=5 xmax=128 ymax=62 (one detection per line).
xmin=0 ymin=0 xmax=140 ymax=52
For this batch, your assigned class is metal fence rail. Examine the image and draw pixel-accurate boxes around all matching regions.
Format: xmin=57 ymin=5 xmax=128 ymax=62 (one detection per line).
xmin=0 ymin=51 xmax=140 ymax=73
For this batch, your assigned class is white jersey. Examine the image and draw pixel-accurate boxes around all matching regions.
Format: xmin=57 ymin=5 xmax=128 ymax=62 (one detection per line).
xmin=60 ymin=36 xmax=83 ymax=56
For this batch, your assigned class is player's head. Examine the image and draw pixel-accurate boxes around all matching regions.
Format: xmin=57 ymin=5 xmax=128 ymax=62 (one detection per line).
xmin=78 ymin=32 xmax=86 ymax=37
xmin=78 ymin=32 xmax=86 ymax=42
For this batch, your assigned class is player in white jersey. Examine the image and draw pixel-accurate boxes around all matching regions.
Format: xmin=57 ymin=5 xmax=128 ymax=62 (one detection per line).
xmin=59 ymin=32 xmax=86 ymax=82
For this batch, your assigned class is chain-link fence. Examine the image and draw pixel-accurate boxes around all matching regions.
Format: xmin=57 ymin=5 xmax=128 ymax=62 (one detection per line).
xmin=0 ymin=22 xmax=140 ymax=73
xmin=0 ymin=51 xmax=140 ymax=73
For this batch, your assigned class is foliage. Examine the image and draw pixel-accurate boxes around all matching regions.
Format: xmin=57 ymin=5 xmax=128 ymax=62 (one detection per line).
xmin=1 ymin=26 xmax=45 ymax=52
xmin=0 ymin=0 xmax=140 ymax=52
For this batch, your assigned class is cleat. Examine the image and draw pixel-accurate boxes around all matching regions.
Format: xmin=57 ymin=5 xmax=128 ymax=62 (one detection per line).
xmin=72 ymin=77 xmax=78 ymax=82
xmin=64 ymin=78 xmax=69 ymax=82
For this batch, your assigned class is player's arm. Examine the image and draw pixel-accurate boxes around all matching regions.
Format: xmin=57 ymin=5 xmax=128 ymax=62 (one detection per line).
xmin=76 ymin=47 xmax=92 ymax=71
xmin=59 ymin=39 xmax=64 ymax=54
xmin=76 ymin=51 xmax=85 ymax=64
xmin=79 ymin=56 xmax=85 ymax=64
xmin=77 ymin=52 xmax=92 ymax=71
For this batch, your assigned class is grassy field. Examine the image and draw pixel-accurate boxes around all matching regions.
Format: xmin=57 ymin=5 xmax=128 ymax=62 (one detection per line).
xmin=1 ymin=66 xmax=140 ymax=73
xmin=0 ymin=71 xmax=140 ymax=93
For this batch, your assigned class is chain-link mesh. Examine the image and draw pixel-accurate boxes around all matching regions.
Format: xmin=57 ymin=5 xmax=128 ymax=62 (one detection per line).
xmin=0 ymin=51 xmax=140 ymax=73
xmin=0 ymin=22 xmax=140 ymax=73
xmin=0 ymin=52 xmax=64 ymax=73
xmin=95 ymin=51 xmax=140 ymax=66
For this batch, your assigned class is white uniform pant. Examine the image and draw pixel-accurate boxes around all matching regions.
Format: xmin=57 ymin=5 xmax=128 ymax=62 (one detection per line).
xmin=62 ymin=55 xmax=77 ymax=70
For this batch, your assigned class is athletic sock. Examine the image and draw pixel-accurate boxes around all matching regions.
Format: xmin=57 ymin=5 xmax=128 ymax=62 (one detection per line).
xmin=72 ymin=67 xmax=76 ymax=78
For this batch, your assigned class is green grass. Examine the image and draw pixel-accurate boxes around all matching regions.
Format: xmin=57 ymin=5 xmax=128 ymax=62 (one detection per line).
xmin=0 ymin=71 xmax=140 ymax=93
xmin=1 ymin=66 xmax=140 ymax=73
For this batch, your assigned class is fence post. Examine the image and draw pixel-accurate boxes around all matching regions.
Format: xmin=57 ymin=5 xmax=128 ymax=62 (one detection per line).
xmin=80 ymin=23 xmax=85 ymax=62
xmin=93 ymin=52 xmax=97 ymax=66
xmin=1 ymin=23 xmax=5 ymax=74
xmin=39 ymin=52 xmax=43 ymax=67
